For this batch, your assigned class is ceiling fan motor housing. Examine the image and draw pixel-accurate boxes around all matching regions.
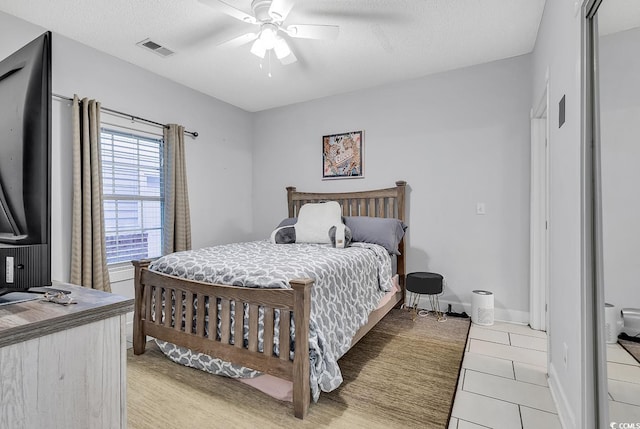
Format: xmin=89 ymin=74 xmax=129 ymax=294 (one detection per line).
xmin=251 ymin=0 xmax=276 ymax=22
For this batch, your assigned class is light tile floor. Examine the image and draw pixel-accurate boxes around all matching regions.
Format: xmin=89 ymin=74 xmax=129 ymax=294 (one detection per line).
xmin=449 ymin=322 xmax=562 ymax=429
xmin=606 ymin=342 xmax=640 ymax=423
xmin=450 ymin=322 xmax=640 ymax=428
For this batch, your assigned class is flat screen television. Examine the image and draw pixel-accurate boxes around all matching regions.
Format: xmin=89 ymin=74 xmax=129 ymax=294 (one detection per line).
xmin=0 ymin=32 xmax=52 ymax=296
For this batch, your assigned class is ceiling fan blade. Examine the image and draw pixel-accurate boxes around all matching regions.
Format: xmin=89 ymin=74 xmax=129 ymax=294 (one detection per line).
xmin=285 ymin=24 xmax=339 ymax=40
xmin=268 ymin=0 xmax=295 ymax=22
xmin=217 ymin=32 xmax=259 ymax=48
xmin=199 ymin=0 xmax=257 ymax=25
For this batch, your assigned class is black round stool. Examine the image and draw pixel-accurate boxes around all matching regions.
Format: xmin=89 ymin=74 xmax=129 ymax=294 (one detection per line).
xmin=406 ymin=272 xmax=444 ymax=320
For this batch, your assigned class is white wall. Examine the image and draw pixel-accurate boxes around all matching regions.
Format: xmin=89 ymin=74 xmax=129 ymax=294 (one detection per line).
xmin=0 ymin=11 xmax=254 ymax=301
xmin=252 ymin=55 xmax=533 ymax=322
xmin=599 ymin=26 xmax=640 ymax=313
xmin=531 ymin=1 xmax=586 ymax=428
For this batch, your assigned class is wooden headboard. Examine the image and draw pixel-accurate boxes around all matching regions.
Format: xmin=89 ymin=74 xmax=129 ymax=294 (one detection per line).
xmin=286 ymin=181 xmax=407 ymax=287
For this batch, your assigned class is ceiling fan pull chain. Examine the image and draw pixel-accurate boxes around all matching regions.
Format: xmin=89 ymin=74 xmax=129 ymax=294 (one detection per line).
xmin=268 ymin=50 xmax=272 ymax=78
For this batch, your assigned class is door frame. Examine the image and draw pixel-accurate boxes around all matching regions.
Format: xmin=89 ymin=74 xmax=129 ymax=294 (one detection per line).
xmin=530 ymin=75 xmax=550 ymax=334
xmin=583 ymin=1 xmax=608 ymax=426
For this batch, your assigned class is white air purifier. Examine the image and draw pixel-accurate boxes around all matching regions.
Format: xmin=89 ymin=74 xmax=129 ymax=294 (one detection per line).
xmin=472 ymin=290 xmax=494 ymax=326
xmin=604 ymin=303 xmax=623 ymax=344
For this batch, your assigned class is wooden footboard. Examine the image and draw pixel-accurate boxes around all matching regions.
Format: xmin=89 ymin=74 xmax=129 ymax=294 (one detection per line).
xmin=132 ymin=260 xmax=313 ymax=419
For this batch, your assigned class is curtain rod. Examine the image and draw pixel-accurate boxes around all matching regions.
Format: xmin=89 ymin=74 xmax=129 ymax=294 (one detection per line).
xmin=52 ymin=93 xmax=198 ymax=138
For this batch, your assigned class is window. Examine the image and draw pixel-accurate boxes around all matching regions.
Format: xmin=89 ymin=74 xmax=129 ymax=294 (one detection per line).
xmin=101 ymin=128 xmax=163 ymax=265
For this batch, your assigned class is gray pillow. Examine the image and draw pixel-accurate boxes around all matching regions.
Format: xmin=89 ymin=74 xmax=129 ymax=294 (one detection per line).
xmin=343 ymin=216 xmax=407 ymax=255
xmin=277 ymin=217 xmax=297 ymax=228
xmin=272 ymin=226 xmax=296 ymax=244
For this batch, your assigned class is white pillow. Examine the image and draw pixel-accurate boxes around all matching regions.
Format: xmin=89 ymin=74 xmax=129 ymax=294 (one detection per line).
xmin=294 ymin=201 xmax=342 ymax=244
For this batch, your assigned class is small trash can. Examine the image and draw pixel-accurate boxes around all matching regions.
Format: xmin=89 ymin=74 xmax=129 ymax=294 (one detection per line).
xmin=471 ymin=290 xmax=494 ymax=326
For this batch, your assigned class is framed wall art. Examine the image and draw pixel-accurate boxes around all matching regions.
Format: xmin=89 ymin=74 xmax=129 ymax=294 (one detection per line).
xmin=322 ymin=130 xmax=364 ymax=179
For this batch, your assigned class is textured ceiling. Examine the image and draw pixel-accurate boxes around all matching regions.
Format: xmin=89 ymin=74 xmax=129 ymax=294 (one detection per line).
xmin=0 ymin=0 xmax=546 ymax=112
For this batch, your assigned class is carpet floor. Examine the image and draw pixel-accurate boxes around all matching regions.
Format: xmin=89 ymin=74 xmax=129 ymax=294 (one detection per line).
xmin=127 ymin=308 xmax=470 ymax=429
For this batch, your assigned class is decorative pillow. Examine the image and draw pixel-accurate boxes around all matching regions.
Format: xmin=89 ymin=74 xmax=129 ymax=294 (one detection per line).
xmin=295 ymin=201 xmax=342 ymax=244
xmin=277 ymin=217 xmax=297 ymax=228
xmin=343 ymin=216 xmax=407 ymax=255
xmin=329 ymin=224 xmax=352 ymax=248
xmin=270 ymin=225 xmax=296 ymax=244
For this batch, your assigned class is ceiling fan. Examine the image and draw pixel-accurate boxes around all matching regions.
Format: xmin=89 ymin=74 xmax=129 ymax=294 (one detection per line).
xmin=199 ymin=0 xmax=339 ymax=65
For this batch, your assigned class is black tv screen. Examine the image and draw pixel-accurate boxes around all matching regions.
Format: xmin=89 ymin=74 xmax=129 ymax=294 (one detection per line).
xmin=0 ymin=32 xmax=51 ymax=292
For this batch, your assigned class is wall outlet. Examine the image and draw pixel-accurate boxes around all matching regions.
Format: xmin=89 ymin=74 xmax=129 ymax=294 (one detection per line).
xmin=563 ymin=343 xmax=568 ymax=369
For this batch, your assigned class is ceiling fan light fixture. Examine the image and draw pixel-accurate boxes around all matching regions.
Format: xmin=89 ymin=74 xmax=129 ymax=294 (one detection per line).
xmin=279 ymin=52 xmax=297 ymax=65
xmin=259 ymin=23 xmax=278 ymax=50
xmin=274 ymin=37 xmax=291 ymax=60
xmin=250 ymin=38 xmax=267 ymax=58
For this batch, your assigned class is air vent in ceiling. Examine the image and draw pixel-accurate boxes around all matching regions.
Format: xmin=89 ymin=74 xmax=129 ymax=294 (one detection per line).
xmin=136 ymin=38 xmax=175 ymax=57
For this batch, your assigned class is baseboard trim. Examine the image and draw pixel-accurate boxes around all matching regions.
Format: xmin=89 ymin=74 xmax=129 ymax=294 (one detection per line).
xmin=410 ymin=296 xmax=530 ymax=324
xmin=548 ymin=362 xmax=576 ymax=429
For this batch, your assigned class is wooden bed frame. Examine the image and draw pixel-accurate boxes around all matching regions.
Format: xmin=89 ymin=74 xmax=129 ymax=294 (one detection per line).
xmin=132 ymin=180 xmax=407 ymax=419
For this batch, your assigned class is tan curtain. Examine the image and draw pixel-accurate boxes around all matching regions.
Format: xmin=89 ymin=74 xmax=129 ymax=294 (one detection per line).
xmin=70 ymin=95 xmax=111 ymax=292
xmin=163 ymin=124 xmax=192 ymax=254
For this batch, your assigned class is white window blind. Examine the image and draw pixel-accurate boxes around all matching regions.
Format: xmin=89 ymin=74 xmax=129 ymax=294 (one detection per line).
xmin=101 ymin=128 xmax=163 ymax=265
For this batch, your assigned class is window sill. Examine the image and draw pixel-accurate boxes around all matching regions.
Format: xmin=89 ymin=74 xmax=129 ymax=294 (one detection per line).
xmin=108 ymin=264 xmax=135 ymax=283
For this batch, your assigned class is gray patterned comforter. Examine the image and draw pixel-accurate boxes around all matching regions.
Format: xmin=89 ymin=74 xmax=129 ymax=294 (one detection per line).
xmin=148 ymin=240 xmax=393 ymax=401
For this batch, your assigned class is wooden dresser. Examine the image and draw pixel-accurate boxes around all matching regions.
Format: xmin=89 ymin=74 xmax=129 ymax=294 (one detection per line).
xmin=0 ymin=283 xmax=134 ymax=429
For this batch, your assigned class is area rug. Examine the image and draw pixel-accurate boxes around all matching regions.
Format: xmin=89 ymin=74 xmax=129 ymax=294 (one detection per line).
xmin=619 ymin=338 xmax=640 ymax=364
xmin=127 ymin=308 xmax=470 ymax=428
